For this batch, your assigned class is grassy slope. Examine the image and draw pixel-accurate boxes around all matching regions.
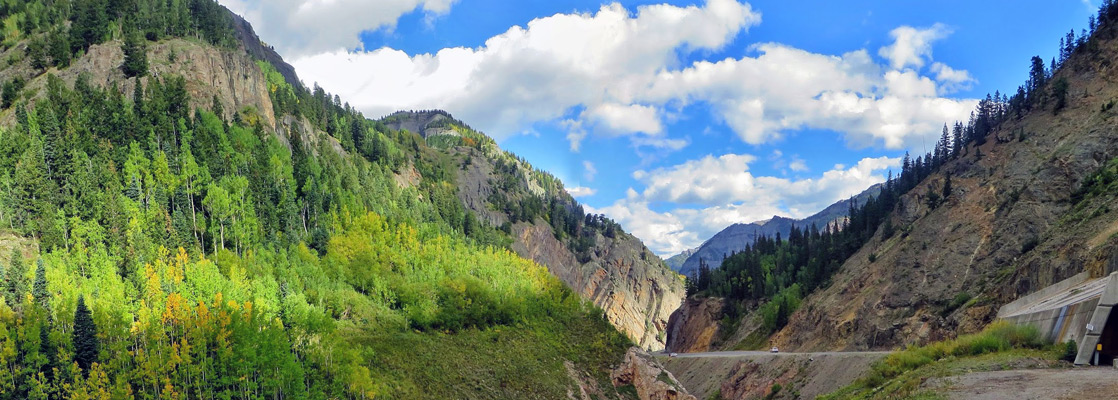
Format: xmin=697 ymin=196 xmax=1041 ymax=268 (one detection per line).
xmin=818 ymin=322 xmax=1068 ymax=400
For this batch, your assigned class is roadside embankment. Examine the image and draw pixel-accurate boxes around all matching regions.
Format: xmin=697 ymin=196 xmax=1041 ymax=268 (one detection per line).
xmin=658 ymin=352 xmax=885 ymax=399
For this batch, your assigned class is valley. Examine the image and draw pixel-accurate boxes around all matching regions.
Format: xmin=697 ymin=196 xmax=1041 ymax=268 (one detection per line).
xmin=0 ymin=0 xmax=1118 ymax=399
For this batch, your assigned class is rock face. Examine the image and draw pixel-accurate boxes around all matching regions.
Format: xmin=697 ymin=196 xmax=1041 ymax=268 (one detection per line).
xmin=771 ymin=24 xmax=1118 ymax=352
xmin=6 ymin=38 xmax=277 ymax=131
xmin=512 ymin=223 xmax=685 ymax=350
xmin=611 ymin=348 xmax=696 ymax=400
xmin=382 ymin=110 xmax=458 ymax=137
xmin=423 ymin=119 xmax=685 ymax=351
xmin=665 ymin=297 xmax=724 ymax=353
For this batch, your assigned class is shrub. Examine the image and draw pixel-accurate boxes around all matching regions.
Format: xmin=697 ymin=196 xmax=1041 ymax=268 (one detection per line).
xmin=859 ymin=321 xmax=1047 ymax=389
xmin=941 ymin=292 xmax=973 ymax=316
xmin=1061 ymin=340 xmax=1078 ymax=362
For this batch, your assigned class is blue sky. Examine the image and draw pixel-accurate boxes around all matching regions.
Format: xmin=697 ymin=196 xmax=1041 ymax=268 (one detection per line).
xmin=219 ymin=0 xmax=1096 ymax=256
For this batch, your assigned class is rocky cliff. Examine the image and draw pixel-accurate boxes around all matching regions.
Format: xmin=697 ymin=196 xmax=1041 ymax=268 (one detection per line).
xmin=611 ymin=348 xmax=696 ymax=400
xmin=771 ymin=22 xmax=1118 ymax=351
xmin=439 ymin=136 xmax=685 ymax=350
xmin=0 ymin=5 xmax=299 ymax=131
xmin=665 ymin=298 xmax=724 ymax=353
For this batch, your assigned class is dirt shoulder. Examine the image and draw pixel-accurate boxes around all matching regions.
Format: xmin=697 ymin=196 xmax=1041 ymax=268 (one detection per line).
xmin=927 ymin=367 xmax=1118 ymax=400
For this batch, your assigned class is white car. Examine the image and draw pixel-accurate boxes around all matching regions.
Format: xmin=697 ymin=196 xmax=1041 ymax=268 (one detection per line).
xmin=770 ymin=346 xmax=779 ymax=353
xmin=669 ymin=352 xmax=678 ymax=357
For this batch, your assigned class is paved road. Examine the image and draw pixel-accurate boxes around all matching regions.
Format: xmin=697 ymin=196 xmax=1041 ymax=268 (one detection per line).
xmin=657 ymin=350 xmax=893 ymax=358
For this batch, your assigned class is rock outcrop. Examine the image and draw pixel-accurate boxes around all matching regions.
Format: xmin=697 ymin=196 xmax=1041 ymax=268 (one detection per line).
xmin=665 ymin=297 xmax=724 ymax=353
xmin=6 ymin=38 xmax=277 ymax=131
xmin=419 ymin=118 xmax=686 ymax=350
xmin=512 ymin=223 xmax=685 ymax=350
xmin=611 ymin=348 xmax=696 ymax=400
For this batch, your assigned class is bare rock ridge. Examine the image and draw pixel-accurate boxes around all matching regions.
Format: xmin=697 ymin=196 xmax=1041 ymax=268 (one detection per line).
xmin=771 ymin=22 xmax=1118 ymax=351
xmin=226 ymin=8 xmax=301 ymax=89
xmin=383 ymin=110 xmax=459 ymax=138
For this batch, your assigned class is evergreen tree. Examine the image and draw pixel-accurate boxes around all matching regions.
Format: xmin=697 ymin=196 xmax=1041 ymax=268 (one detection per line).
xmin=122 ymin=26 xmax=148 ymax=78
xmin=32 ymin=259 xmax=48 ymax=309
xmin=72 ymin=295 xmax=98 ymax=375
xmin=1028 ymin=56 xmax=1046 ymax=99
xmin=942 ymin=174 xmax=953 ymax=199
xmin=6 ymin=250 xmax=26 ymax=307
xmin=48 ymin=30 xmax=71 ymax=68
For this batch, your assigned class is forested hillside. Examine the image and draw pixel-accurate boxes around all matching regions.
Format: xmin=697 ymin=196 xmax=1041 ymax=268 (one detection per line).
xmin=0 ymin=1 xmax=642 ymax=398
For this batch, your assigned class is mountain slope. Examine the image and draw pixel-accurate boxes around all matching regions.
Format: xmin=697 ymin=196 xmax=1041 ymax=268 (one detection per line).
xmin=664 ymin=248 xmax=696 ymax=271
xmin=384 ymin=110 xmax=686 ymax=350
xmin=676 ymin=184 xmax=881 ymax=277
xmin=0 ymin=2 xmax=654 ymax=398
xmin=773 ymin=11 xmax=1118 ymax=351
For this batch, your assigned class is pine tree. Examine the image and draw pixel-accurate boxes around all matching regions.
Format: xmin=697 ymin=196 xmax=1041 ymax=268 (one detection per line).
xmin=122 ymin=26 xmax=148 ymax=78
xmin=48 ymin=30 xmax=71 ymax=68
xmin=72 ymin=295 xmax=98 ymax=375
xmin=32 ymin=259 xmax=48 ymax=309
xmin=942 ymin=174 xmax=953 ymax=199
xmin=6 ymin=250 xmax=27 ymax=307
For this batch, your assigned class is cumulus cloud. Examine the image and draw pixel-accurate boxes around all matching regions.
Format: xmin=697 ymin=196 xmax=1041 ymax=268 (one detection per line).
xmin=644 ymin=44 xmax=978 ymax=149
xmin=594 ymin=154 xmax=899 ymax=256
xmin=930 ymin=62 xmax=977 ymax=94
xmin=292 ymin=0 xmax=760 ymax=144
xmin=878 ymin=24 xmax=951 ymax=70
xmin=292 ymin=3 xmax=975 ymax=151
xmin=567 ymin=186 xmax=598 ymax=198
xmin=218 ymin=0 xmax=457 ymax=57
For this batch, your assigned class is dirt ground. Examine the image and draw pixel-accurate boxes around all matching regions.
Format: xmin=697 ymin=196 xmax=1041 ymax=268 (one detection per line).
xmin=928 ymin=367 xmax=1118 ymax=399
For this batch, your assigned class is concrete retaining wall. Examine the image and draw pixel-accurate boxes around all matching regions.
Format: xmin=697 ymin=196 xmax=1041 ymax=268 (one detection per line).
xmin=998 ymin=272 xmax=1092 ymax=318
xmin=1002 ymin=298 xmax=1099 ymax=345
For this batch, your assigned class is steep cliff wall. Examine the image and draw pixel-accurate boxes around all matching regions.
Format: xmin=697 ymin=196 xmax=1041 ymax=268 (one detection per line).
xmin=447 ymin=140 xmax=686 ymax=351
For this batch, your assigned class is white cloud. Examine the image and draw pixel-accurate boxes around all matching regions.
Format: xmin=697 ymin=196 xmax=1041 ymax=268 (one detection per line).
xmin=644 ymin=44 xmax=978 ymax=149
xmin=292 ymin=0 xmax=760 ymax=143
xmin=930 ymin=62 xmax=977 ymax=94
xmin=567 ymin=186 xmax=598 ymax=198
xmin=595 ymin=154 xmax=899 ymax=256
xmin=789 ymin=158 xmax=808 ymax=172
xmin=290 ymin=2 xmax=975 ymax=152
xmin=584 ymin=103 xmax=663 ymax=136
xmin=218 ymin=0 xmax=457 ymax=58
xmin=878 ymin=24 xmax=951 ymax=70
xmin=583 ymin=161 xmax=598 ymax=182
